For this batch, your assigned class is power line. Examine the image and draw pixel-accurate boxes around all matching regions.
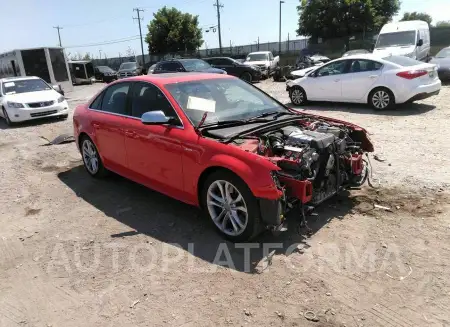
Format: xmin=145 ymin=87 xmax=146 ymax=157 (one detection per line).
xmin=133 ymin=8 xmax=146 ymax=66
xmin=53 ymin=26 xmax=63 ymax=47
xmin=213 ymin=0 xmax=223 ymax=54
xmin=65 ymin=35 xmax=141 ymax=48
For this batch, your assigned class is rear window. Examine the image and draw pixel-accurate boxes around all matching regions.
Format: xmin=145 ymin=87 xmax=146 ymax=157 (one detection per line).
xmin=382 ymin=56 xmax=421 ymax=67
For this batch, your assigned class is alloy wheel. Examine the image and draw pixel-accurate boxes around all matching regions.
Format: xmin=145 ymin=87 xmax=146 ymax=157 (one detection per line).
xmin=291 ymin=89 xmax=304 ymax=105
xmin=372 ymin=90 xmax=390 ymax=109
xmin=82 ymin=139 xmax=100 ymax=175
xmin=206 ymin=180 xmax=248 ymax=236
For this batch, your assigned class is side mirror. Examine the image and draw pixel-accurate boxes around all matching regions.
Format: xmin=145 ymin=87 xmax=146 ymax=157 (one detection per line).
xmin=52 ymin=84 xmax=64 ymax=96
xmin=141 ymin=111 xmax=172 ymax=125
xmin=417 ymin=39 xmax=423 ymax=47
xmin=176 ymin=67 xmax=184 ymax=72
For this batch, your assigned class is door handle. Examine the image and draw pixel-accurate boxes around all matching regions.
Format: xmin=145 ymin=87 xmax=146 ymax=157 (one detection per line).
xmin=93 ymin=123 xmax=100 ymax=128
xmin=334 ymin=79 xmax=340 ymax=82
xmin=369 ymin=75 xmax=378 ymax=79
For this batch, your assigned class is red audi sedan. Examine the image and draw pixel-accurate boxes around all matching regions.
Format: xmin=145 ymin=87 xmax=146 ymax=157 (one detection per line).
xmin=73 ymin=73 xmax=373 ymax=241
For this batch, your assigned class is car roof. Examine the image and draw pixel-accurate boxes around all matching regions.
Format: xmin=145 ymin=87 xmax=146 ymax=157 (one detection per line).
xmin=204 ymin=57 xmax=232 ymax=60
xmin=0 ymin=76 xmax=40 ymax=83
xmin=247 ymin=51 xmax=270 ymax=54
xmin=380 ymin=20 xmax=428 ymax=33
xmin=334 ymin=53 xmax=384 ymax=61
xmin=118 ymin=72 xmax=233 ymax=85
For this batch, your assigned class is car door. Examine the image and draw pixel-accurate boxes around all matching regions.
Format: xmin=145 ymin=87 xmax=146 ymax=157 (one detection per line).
xmin=340 ymin=59 xmax=383 ymax=102
xmin=215 ymin=58 xmax=238 ymax=76
xmin=304 ymin=60 xmax=350 ymax=101
xmin=88 ymin=82 xmax=130 ymax=172
xmin=122 ymin=82 xmax=185 ymax=195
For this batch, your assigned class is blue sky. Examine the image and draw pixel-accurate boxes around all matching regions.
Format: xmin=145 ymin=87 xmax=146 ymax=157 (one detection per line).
xmin=2 ymin=0 xmax=449 ymax=58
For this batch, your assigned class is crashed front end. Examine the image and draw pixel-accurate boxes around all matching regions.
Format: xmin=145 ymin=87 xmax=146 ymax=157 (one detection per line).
xmin=233 ymin=115 xmax=374 ymax=231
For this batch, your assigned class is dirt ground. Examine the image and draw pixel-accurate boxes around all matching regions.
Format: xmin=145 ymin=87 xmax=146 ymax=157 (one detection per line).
xmin=0 ymin=81 xmax=449 ymax=327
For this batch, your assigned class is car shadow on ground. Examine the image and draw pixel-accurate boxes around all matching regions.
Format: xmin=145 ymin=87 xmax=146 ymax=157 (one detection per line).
xmin=286 ymin=101 xmax=436 ymax=116
xmin=58 ymin=165 xmax=356 ymax=274
xmin=0 ymin=116 xmax=67 ymax=130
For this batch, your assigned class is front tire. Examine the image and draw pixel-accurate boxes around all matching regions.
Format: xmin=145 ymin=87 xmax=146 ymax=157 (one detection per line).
xmin=289 ymin=86 xmax=307 ymax=106
xmin=80 ymin=136 xmax=107 ymax=178
xmin=240 ymin=72 xmax=253 ymax=83
xmin=201 ymin=170 xmax=261 ymax=242
xmin=2 ymin=108 xmax=13 ymax=126
xmin=369 ymin=88 xmax=394 ymax=110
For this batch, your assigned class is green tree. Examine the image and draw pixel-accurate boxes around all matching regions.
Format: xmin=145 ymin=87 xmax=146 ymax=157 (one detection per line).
xmin=435 ymin=20 xmax=450 ymax=27
xmin=145 ymin=6 xmax=203 ymax=54
xmin=297 ymin=0 xmax=400 ymax=46
xmin=400 ymin=12 xmax=432 ymax=25
xmin=82 ymin=53 xmax=92 ymax=61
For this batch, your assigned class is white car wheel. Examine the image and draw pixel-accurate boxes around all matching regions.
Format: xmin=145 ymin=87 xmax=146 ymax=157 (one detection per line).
xmin=370 ymin=88 xmax=393 ymax=110
xmin=290 ymin=87 xmax=306 ymax=106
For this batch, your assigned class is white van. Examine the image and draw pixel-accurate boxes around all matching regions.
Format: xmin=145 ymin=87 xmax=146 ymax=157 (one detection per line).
xmin=373 ymin=20 xmax=430 ymax=61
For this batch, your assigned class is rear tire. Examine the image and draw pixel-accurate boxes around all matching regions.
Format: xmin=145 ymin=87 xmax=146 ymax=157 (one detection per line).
xmin=289 ymin=86 xmax=307 ymax=106
xmin=201 ymin=170 xmax=262 ymax=242
xmin=80 ymin=136 xmax=108 ymax=178
xmin=369 ymin=87 xmax=394 ymax=110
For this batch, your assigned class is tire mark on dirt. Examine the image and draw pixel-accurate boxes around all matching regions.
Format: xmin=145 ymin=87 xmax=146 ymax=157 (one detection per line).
xmin=366 ymin=303 xmax=416 ymax=327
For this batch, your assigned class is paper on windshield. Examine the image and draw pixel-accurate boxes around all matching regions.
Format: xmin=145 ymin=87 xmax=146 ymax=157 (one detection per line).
xmin=187 ymin=96 xmax=216 ymax=113
xmin=4 ymin=82 xmax=15 ymax=87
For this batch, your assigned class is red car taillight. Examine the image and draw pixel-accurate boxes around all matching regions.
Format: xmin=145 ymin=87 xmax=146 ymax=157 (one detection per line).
xmin=396 ymin=70 xmax=428 ymax=79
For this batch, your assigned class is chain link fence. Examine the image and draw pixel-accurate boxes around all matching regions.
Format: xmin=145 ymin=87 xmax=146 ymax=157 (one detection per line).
xmin=90 ymin=27 xmax=450 ymax=70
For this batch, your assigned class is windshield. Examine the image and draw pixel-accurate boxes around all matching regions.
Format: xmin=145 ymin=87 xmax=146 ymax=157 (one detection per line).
xmin=97 ymin=66 xmax=114 ymax=72
xmin=119 ymin=62 xmax=137 ymax=70
xmin=165 ymin=78 xmax=286 ymax=125
xmin=382 ymin=55 xmax=421 ymax=66
xmin=2 ymin=79 xmax=51 ymax=95
xmin=179 ymin=59 xmax=211 ymax=71
xmin=375 ymin=31 xmax=416 ymax=48
xmin=436 ymin=48 xmax=450 ymax=58
xmin=246 ymin=53 xmax=269 ymax=61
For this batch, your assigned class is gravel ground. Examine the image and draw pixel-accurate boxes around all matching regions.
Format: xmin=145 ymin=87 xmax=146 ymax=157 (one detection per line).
xmin=0 ymin=81 xmax=449 ymax=327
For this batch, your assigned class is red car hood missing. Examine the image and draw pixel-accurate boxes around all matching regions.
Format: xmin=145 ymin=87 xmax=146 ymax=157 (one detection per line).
xmin=288 ymin=108 xmax=374 ymax=152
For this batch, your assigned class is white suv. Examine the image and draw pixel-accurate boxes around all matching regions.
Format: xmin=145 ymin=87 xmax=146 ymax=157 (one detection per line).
xmin=0 ymin=76 xmax=69 ymax=126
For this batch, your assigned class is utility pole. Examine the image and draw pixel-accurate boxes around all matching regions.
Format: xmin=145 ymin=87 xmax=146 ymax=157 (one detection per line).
xmin=99 ymin=49 xmax=102 ymax=60
xmin=133 ymin=8 xmax=146 ymax=67
xmin=287 ymin=33 xmax=290 ymax=52
xmin=257 ymin=37 xmax=260 ymax=51
xmin=279 ymin=1 xmax=285 ymax=55
xmin=213 ymin=0 xmax=223 ymax=54
xmin=53 ymin=26 xmax=63 ymax=47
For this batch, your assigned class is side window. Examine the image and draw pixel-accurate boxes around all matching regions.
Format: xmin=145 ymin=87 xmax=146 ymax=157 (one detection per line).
xmin=269 ymin=53 xmax=273 ymax=60
xmin=349 ymin=60 xmax=382 ymax=73
xmin=215 ymin=58 xmax=230 ymax=65
xmin=161 ymin=62 xmax=182 ymax=72
xmin=100 ymin=83 xmax=130 ymax=115
xmin=130 ymin=82 xmax=180 ymax=123
xmin=89 ymin=92 xmax=104 ymax=109
xmin=316 ymin=60 xmax=348 ymax=76
xmin=207 ymin=59 xmax=218 ymax=65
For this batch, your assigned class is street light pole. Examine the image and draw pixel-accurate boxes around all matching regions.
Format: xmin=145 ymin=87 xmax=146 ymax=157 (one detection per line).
xmin=279 ymin=1 xmax=284 ymax=55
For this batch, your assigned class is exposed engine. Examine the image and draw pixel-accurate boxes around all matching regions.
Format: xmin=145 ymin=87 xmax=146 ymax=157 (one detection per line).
xmin=256 ymin=121 xmax=367 ymax=206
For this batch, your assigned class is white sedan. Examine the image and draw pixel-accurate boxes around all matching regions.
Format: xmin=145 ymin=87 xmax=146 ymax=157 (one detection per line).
xmin=0 ymin=76 xmax=69 ymax=126
xmin=286 ymin=54 xmax=441 ymax=110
